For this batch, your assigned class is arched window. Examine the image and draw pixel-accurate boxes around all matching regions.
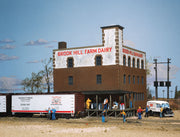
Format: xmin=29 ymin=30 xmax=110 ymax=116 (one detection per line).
xmin=137 ymin=76 xmax=139 ymax=84
xmin=142 ymin=76 xmax=144 ymax=84
xmin=95 ymin=55 xmax=102 ymax=66
xmin=137 ymin=59 xmax=139 ymax=68
xmin=133 ymin=58 xmax=135 ymax=68
xmin=123 ymin=55 xmax=126 ymax=66
xmin=128 ymin=57 xmax=131 ymax=67
xmin=141 ymin=60 xmax=144 ymax=69
xmin=133 ymin=75 xmax=135 ymax=84
xmin=67 ymin=57 xmax=74 ymax=68
xmin=128 ymin=75 xmax=131 ymax=84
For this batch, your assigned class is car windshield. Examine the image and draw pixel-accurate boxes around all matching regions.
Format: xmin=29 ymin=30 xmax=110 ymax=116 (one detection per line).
xmin=162 ymin=103 xmax=169 ymax=108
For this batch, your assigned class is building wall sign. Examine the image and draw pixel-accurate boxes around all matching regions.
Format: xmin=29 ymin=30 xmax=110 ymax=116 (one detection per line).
xmin=57 ymin=47 xmax=112 ymax=57
xmin=122 ymin=48 xmax=143 ymax=58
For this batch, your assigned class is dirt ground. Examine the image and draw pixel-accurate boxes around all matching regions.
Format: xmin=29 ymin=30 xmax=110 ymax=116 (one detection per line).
xmin=0 ymin=110 xmax=180 ymax=137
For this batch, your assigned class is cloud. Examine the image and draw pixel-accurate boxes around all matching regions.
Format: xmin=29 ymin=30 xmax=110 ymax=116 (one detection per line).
xmin=147 ymin=62 xmax=180 ymax=85
xmin=45 ymin=45 xmax=55 ymax=48
xmin=0 ymin=44 xmax=16 ymax=49
xmin=0 ymin=53 xmax=18 ymax=61
xmin=0 ymin=39 xmax=15 ymax=44
xmin=124 ymin=40 xmax=135 ymax=47
xmin=0 ymin=77 xmax=21 ymax=92
xmin=26 ymin=60 xmax=42 ymax=64
xmin=25 ymin=39 xmax=56 ymax=46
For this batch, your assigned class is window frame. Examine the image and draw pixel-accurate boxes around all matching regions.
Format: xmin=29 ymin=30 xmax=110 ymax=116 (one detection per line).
xmin=96 ymin=74 xmax=102 ymax=84
xmin=123 ymin=55 xmax=126 ymax=66
xmin=133 ymin=75 xmax=135 ymax=84
xmin=95 ymin=55 xmax=103 ymax=66
xmin=123 ymin=74 xmax=126 ymax=84
xmin=68 ymin=76 xmax=73 ymax=85
xmin=128 ymin=75 xmax=131 ymax=84
xmin=128 ymin=56 xmax=131 ymax=67
xmin=137 ymin=59 xmax=140 ymax=69
xmin=141 ymin=60 xmax=144 ymax=69
xmin=137 ymin=76 xmax=139 ymax=84
xmin=67 ymin=57 xmax=74 ymax=68
xmin=132 ymin=58 xmax=135 ymax=68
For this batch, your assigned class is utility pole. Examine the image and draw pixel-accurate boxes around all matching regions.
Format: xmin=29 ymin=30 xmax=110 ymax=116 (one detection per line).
xmin=167 ymin=58 xmax=171 ymax=99
xmin=154 ymin=59 xmax=158 ymax=99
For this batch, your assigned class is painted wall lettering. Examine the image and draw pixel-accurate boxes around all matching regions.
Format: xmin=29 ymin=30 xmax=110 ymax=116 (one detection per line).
xmin=58 ymin=47 xmax=112 ymax=56
xmin=122 ymin=48 xmax=143 ymax=58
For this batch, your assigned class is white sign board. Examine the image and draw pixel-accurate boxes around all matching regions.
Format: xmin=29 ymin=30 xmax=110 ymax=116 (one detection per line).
xmin=0 ymin=96 xmax=6 ymax=113
xmin=12 ymin=94 xmax=75 ymax=114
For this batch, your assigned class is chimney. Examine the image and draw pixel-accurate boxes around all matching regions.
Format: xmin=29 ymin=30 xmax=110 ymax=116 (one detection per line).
xmin=58 ymin=41 xmax=67 ymax=49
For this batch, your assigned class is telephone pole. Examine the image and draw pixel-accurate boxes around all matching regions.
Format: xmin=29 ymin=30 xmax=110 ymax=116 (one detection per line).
xmin=154 ymin=59 xmax=158 ymax=99
xmin=167 ymin=58 xmax=171 ymax=99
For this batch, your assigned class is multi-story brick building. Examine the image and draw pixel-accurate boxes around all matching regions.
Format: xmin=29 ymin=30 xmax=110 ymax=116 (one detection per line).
xmin=53 ymin=25 xmax=147 ymax=112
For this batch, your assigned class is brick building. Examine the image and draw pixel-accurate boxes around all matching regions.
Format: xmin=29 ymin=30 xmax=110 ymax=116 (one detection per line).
xmin=53 ymin=25 xmax=147 ymax=113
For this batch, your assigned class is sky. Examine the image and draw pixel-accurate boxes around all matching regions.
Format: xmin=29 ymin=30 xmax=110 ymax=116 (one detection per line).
xmin=0 ymin=0 xmax=180 ymax=98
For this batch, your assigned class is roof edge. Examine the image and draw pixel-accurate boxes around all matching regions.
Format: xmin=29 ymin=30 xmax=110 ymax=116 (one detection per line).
xmin=101 ymin=25 xmax=124 ymax=30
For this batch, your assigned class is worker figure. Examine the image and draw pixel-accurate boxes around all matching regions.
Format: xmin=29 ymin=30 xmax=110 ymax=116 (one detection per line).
xmin=144 ymin=105 xmax=149 ymax=117
xmin=121 ymin=110 xmax=126 ymax=123
xmin=102 ymin=98 xmax=108 ymax=113
xmin=160 ymin=106 xmax=163 ymax=118
xmin=51 ymin=107 xmax=56 ymax=120
xmin=47 ymin=107 xmax=51 ymax=120
xmin=86 ymin=98 xmax=92 ymax=109
xmin=137 ymin=106 xmax=143 ymax=119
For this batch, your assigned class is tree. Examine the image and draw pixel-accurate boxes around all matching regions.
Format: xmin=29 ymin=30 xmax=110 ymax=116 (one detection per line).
xmin=22 ymin=72 xmax=43 ymax=93
xmin=146 ymin=59 xmax=152 ymax=99
xmin=40 ymin=58 xmax=53 ymax=93
xmin=174 ymin=86 xmax=180 ymax=99
xmin=147 ymin=87 xmax=152 ymax=100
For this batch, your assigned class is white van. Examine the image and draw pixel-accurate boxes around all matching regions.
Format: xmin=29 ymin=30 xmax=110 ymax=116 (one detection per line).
xmin=147 ymin=100 xmax=174 ymax=117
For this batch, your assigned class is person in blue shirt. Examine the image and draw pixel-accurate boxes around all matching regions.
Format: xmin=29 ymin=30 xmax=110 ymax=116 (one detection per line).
xmin=51 ymin=107 xmax=56 ymax=120
xmin=102 ymin=98 xmax=108 ymax=114
xmin=145 ymin=105 xmax=149 ymax=117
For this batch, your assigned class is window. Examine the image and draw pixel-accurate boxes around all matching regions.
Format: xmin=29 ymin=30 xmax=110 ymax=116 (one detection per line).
xmin=133 ymin=58 xmax=135 ymax=68
xmin=128 ymin=57 xmax=131 ymax=67
xmin=128 ymin=75 xmax=131 ymax=84
xmin=141 ymin=60 xmax=144 ymax=69
xmin=96 ymin=75 xmax=102 ymax=84
xmin=142 ymin=76 xmax=144 ymax=84
xmin=137 ymin=59 xmax=139 ymax=68
xmin=156 ymin=104 xmax=161 ymax=108
xmin=95 ymin=55 xmax=102 ymax=66
xmin=68 ymin=76 xmax=73 ymax=85
xmin=123 ymin=55 xmax=126 ymax=66
xmin=67 ymin=58 xmax=73 ymax=68
xmin=123 ymin=74 xmax=126 ymax=84
xmin=137 ymin=76 xmax=139 ymax=84
xmin=133 ymin=75 xmax=135 ymax=84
